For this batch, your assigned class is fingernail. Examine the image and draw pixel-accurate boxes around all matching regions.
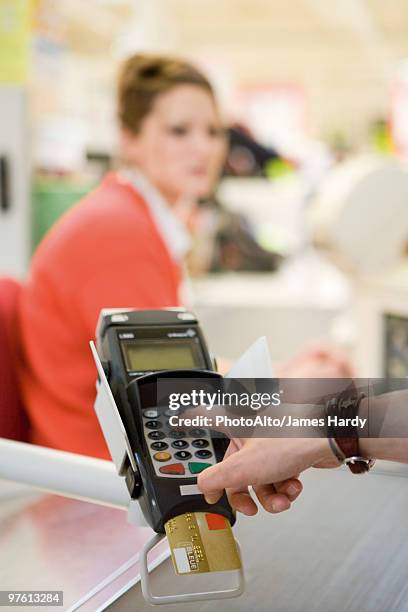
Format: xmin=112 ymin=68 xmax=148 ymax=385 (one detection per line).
xmin=287 ymin=484 xmax=299 ymax=496
xmin=204 ymin=494 xmax=218 ymax=504
xmin=271 ymin=501 xmax=280 ymax=512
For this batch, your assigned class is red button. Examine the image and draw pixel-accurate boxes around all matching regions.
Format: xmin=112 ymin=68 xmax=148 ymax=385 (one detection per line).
xmin=159 ymin=463 xmax=185 ymax=475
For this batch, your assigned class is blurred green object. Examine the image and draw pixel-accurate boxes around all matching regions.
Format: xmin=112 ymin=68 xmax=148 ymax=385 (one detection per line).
xmin=265 ymin=158 xmax=294 ymax=179
xmin=32 ymin=179 xmax=95 ymax=252
xmin=371 ymin=118 xmax=394 ymax=154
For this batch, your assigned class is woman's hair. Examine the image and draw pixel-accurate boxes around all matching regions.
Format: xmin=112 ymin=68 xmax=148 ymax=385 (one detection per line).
xmin=118 ymin=54 xmax=215 ymax=134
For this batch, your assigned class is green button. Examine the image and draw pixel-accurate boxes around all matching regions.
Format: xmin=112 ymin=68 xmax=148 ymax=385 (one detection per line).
xmin=188 ymin=462 xmax=211 ymax=475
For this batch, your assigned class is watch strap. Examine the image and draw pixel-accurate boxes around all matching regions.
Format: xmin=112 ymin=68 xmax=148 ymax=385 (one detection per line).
xmin=326 ymin=391 xmax=374 ymax=474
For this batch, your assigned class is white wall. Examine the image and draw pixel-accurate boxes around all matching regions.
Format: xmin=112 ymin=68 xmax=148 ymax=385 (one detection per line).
xmin=0 ymin=86 xmax=30 ymax=278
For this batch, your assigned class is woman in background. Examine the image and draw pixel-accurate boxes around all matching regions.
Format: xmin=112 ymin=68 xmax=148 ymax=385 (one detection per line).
xmin=18 ymin=53 xmax=350 ymax=465
xmin=18 ymin=54 xmax=226 ymax=458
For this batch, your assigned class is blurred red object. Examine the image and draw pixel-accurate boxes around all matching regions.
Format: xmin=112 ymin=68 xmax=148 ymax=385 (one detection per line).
xmin=0 ymin=277 xmax=29 ymax=441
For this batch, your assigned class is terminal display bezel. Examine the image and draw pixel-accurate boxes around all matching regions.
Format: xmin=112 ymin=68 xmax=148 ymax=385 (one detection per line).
xmin=117 ymin=326 xmax=208 ymax=375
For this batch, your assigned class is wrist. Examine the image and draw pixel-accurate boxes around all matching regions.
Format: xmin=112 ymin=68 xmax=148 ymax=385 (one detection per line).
xmin=360 ymin=437 xmax=408 ymax=463
xmin=325 ymin=390 xmax=376 ymax=473
xmin=359 ymin=437 xmax=386 ymax=461
xmin=309 ymin=436 xmax=338 ymax=466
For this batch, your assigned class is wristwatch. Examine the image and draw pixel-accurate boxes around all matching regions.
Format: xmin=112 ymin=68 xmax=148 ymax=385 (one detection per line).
xmin=325 ymin=391 xmax=375 ymax=474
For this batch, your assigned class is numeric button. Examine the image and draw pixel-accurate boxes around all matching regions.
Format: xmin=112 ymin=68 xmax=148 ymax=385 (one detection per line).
xmin=174 ymin=450 xmax=192 ymax=461
xmin=148 ymin=431 xmax=166 ymax=441
xmin=189 ymin=428 xmax=206 ymax=438
xmin=168 ymin=429 xmax=187 ymax=439
xmin=143 ymin=409 xmax=158 ymax=419
xmin=192 ymin=439 xmax=209 ymax=449
xmin=145 ymin=420 xmax=162 ymax=429
xmin=172 ymin=440 xmax=189 ymax=449
xmin=165 ymin=408 xmax=180 ymax=417
xmin=151 ymin=441 xmax=168 ymax=451
xmin=195 ymin=449 xmax=212 ymax=459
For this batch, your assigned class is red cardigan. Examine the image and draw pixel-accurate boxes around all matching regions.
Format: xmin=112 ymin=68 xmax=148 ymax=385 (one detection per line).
xmin=18 ymin=173 xmax=182 ymax=458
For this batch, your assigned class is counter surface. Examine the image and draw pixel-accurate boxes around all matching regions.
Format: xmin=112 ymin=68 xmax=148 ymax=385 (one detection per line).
xmin=0 ymin=490 xmax=166 ymax=611
xmin=1 ymin=463 xmax=407 ymax=612
xmin=112 ymin=464 xmax=408 ymax=612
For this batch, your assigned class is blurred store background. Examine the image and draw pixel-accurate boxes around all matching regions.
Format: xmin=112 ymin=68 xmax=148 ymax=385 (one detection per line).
xmin=2 ymin=0 xmax=408 ymax=372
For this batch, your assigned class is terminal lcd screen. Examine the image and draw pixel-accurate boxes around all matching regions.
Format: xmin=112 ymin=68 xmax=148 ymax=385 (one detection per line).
xmin=123 ymin=340 xmax=205 ymax=371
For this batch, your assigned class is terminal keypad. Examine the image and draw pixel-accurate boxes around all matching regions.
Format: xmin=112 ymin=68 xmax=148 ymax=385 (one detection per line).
xmin=142 ymin=408 xmax=215 ymax=478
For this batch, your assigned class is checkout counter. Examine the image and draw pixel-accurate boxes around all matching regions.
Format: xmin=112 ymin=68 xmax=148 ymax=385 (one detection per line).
xmin=1 ymin=463 xmax=408 ymax=611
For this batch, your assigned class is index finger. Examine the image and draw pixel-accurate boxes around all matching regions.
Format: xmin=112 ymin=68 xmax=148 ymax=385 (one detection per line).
xmin=197 ymin=449 xmax=261 ymax=502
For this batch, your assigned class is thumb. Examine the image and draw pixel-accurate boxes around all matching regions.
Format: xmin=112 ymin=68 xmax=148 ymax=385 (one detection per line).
xmin=197 ymin=448 xmax=255 ymax=503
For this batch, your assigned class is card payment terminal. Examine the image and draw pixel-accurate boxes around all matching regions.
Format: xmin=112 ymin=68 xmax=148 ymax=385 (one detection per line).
xmin=91 ymin=308 xmax=244 ymax=604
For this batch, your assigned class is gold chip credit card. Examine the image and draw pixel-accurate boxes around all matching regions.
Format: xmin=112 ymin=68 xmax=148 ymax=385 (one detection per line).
xmin=165 ymin=512 xmax=241 ymax=575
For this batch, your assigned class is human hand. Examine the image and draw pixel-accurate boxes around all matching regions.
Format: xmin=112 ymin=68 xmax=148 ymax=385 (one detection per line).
xmin=197 ymin=437 xmax=338 ymax=515
xmin=276 ymin=344 xmax=353 ymax=378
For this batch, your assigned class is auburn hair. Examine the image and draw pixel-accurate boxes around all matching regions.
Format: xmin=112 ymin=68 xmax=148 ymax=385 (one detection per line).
xmin=118 ymin=54 xmax=215 ymax=134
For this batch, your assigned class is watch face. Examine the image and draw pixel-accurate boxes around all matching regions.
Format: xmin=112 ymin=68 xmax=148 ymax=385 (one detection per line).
xmin=344 ymin=456 xmax=375 ymax=473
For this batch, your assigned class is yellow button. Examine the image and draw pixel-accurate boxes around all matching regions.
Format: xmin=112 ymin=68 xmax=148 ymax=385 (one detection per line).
xmin=153 ymin=452 xmax=171 ymax=462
